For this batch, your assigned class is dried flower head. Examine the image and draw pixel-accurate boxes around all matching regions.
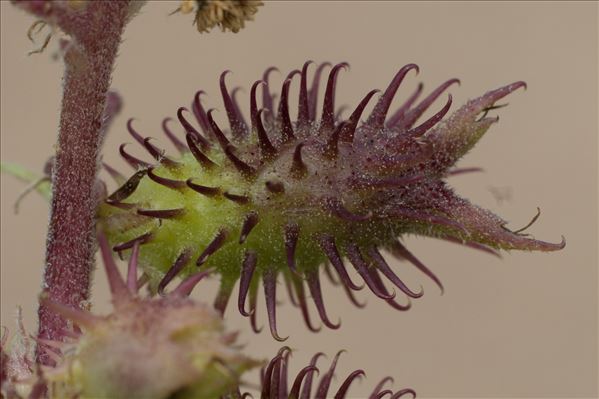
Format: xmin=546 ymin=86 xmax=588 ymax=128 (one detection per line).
xmin=175 ymin=0 xmax=263 ymax=33
xmin=98 ymin=62 xmax=565 ymax=341
xmin=0 ymin=234 xmax=259 ymax=399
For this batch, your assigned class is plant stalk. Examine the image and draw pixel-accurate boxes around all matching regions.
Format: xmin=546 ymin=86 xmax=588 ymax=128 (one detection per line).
xmin=33 ymin=1 xmax=131 ymax=366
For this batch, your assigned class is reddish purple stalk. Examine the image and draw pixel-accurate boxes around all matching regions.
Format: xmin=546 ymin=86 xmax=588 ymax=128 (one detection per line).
xmin=11 ymin=0 xmax=132 ymax=365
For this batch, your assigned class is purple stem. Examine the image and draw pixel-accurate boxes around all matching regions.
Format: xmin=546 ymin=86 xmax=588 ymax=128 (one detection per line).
xmin=16 ymin=1 xmax=132 ymax=366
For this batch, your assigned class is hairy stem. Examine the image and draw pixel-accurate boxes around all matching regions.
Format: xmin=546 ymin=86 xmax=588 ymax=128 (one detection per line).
xmin=32 ymin=1 xmax=131 ymax=366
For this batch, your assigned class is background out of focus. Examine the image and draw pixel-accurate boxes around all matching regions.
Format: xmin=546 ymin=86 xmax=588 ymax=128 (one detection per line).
xmin=1 ymin=2 xmax=597 ymax=398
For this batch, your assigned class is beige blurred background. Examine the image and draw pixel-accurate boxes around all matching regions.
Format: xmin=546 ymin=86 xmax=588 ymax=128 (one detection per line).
xmin=1 ymin=1 xmax=597 ymax=398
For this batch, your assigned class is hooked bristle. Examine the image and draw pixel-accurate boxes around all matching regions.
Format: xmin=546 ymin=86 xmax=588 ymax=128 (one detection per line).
xmin=158 ymin=249 xmax=192 ymax=295
xmin=196 ymin=228 xmax=229 ymax=266
xmin=277 ymin=73 xmax=299 ymax=143
xmin=220 ymin=71 xmax=248 ymax=138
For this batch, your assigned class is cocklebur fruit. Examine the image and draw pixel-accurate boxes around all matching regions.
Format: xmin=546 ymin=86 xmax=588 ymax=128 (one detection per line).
xmin=98 ymin=62 xmax=565 ymax=341
xmin=23 ymin=235 xmax=259 ymax=399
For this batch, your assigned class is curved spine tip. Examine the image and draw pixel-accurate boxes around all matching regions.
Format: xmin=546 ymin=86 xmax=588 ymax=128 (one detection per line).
xmin=306 ymin=272 xmax=341 ymax=330
xmin=142 ymin=137 xmax=180 ymax=168
xmin=262 ymin=66 xmax=280 ymax=115
xmin=263 ymin=269 xmax=288 ymax=342
xmin=238 ymin=250 xmax=258 ymax=316
xmin=320 ymin=62 xmax=349 ymax=133
xmin=119 ymin=143 xmax=152 ymax=170
xmin=277 ymin=77 xmax=297 ymax=143
xmin=177 ymin=107 xmax=211 ymax=150
xmin=308 ymin=62 xmax=332 ymax=121
xmin=192 ymin=90 xmax=213 ymax=137
xmin=219 ymin=70 xmax=248 ymax=138
xmin=147 ymin=167 xmax=186 ymax=190
xmin=126 ymin=118 xmax=144 ymax=146
xmin=297 ymin=60 xmax=314 ymax=127
xmin=366 ymin=63 xmax=419 ymax=130
xmin=250 ymin=80 xmax=266 ymax=130
xmin=368 ymin=247 xmax=423 ymax=299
